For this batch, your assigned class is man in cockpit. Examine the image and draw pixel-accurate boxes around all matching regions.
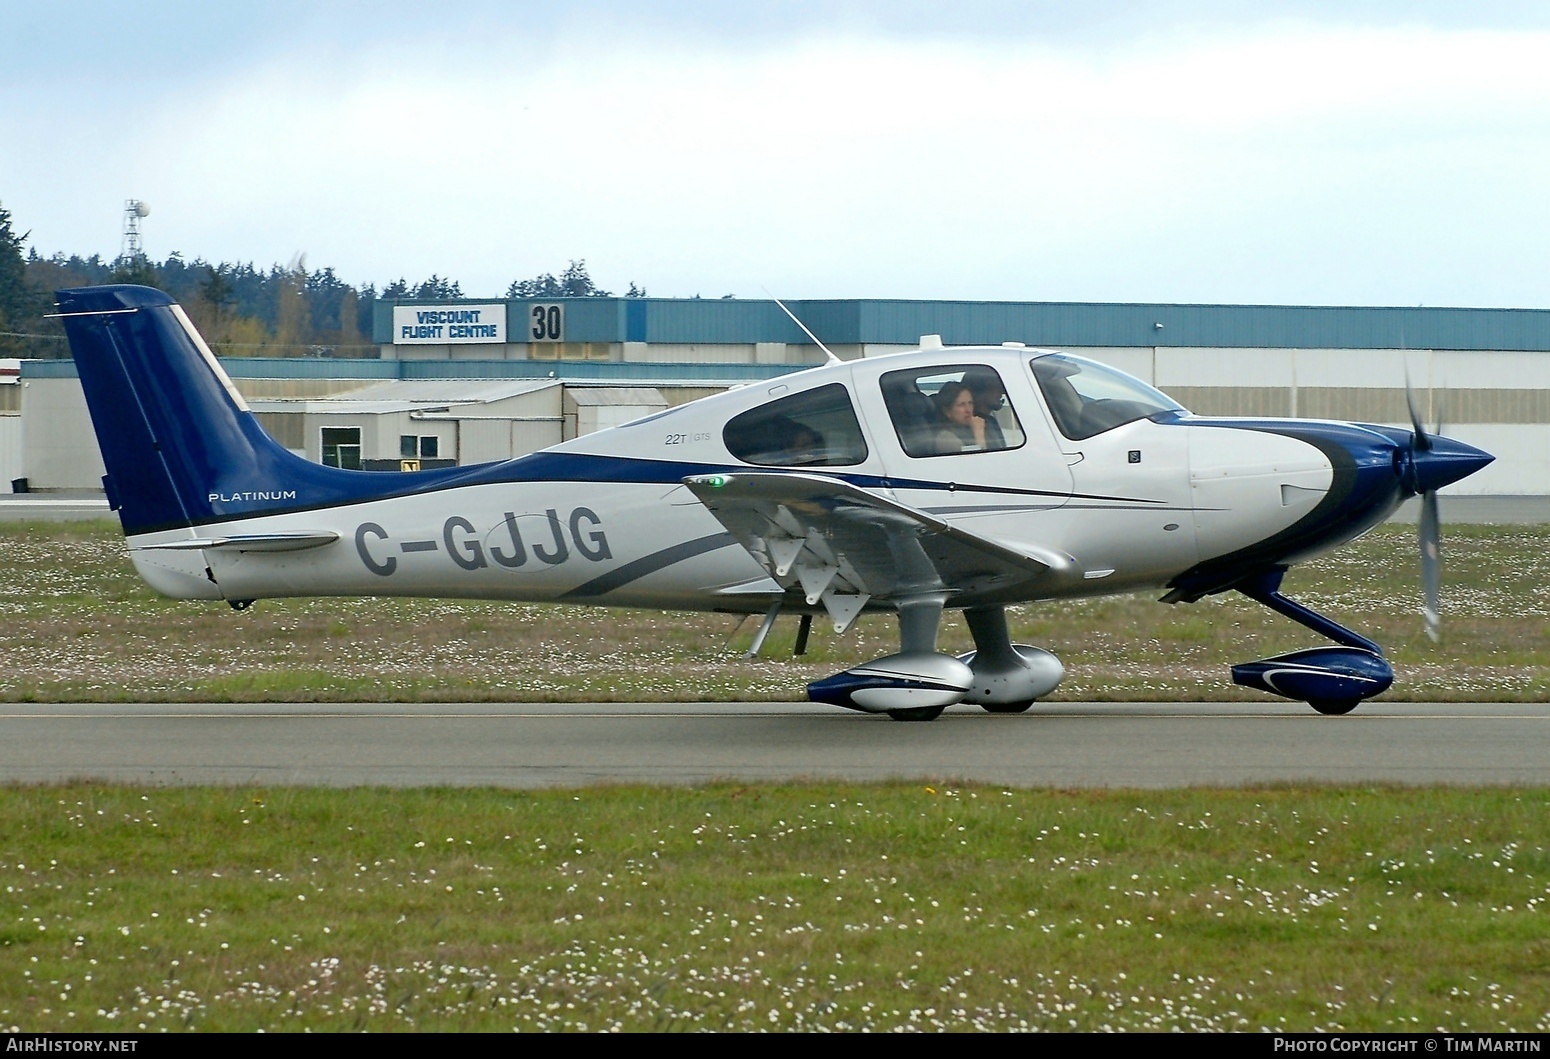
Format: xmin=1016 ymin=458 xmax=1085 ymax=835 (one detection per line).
xmin=963 ymin=368 xmax=1008 ymax=451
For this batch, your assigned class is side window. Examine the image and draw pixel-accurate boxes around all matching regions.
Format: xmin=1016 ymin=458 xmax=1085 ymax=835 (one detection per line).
xmin=880 ymin=365 xmax=1026 ymax=458
xmin=723 ymin=383 xmax=869 ymax=467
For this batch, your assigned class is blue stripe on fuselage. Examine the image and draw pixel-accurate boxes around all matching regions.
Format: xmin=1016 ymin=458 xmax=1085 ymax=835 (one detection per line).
xmin=146 ymin=449 xmax=1164 ymax=534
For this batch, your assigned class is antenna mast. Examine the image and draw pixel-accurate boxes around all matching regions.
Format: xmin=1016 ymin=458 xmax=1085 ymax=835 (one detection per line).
xmin=119 ymin=199 xmax=150 ymax=264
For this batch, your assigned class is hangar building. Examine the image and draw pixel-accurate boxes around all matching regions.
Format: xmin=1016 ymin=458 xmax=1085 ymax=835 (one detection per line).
xmin=8 ymin=297 xmax=1550 ymax=494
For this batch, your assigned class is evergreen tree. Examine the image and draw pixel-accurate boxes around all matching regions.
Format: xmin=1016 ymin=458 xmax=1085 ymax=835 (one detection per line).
xmin=0 ymin=202 xmax=45 ymax=352
xmin=411 ymin=275 xmax=462 ymax=300
xmin=107 ymin=254 xmax=158 ymax=287
xmin=506 ymin=260 xmax=622 ymax=299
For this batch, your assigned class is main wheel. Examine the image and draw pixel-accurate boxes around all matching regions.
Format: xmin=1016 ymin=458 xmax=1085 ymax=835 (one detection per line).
xmin=885 ymin=705 xmax=947 ymax=722
xmin=1308 ymin=698 xmax=1360 ymax=715
xmin=980 ymin=700 xmax=1034 ymax=714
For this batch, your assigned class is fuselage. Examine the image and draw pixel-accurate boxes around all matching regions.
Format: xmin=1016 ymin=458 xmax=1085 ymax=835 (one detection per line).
xmin=123 ymin=344 xmax=1465 ymax=613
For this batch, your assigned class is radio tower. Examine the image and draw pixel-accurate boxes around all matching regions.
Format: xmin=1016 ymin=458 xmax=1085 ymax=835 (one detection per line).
xmin=119 ymin=199 xmax=150 ymax=264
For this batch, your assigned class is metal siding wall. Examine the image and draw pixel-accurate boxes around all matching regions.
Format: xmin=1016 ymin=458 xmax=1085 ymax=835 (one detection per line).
xmin=850 ymin=301 xmax=1550 ymax=351
xmin=253 ymin=412 xmax=305 ymax=449
xmin=360 ymin=298 xmax=1550 ymax=352
xmin=0 ymin=417 xmax=20 ymax=486
xmin=1166 ymin=386 xmax=1293 ymax=418
xmin=558 ymin=298 xmax=626 ymax=342
xmin=21 ymin=378 xmax=104 ymax=489
xmin=458 ymin=418 xmax=510 ymax=464
xmin=626 ymin=299 xmax=648 ymax=342
xmin=645 ymin=300 xmax=808 ymax=345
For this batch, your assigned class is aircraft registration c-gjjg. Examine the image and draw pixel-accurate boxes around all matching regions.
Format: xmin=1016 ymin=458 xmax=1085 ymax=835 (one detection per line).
xmin=55 ymin=285 xmax=1493 ymax=720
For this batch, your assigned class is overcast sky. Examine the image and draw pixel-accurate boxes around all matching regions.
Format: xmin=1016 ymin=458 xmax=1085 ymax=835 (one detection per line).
xmin=5 ymin=1 xmax=1550 ymax=306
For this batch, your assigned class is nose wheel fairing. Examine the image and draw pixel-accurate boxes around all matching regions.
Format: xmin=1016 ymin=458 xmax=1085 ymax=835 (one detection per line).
xmin=1231 ymin=569 xmax=1392 ymax=712
xmin=1231 ymin=646 xmax=1393 ymax=708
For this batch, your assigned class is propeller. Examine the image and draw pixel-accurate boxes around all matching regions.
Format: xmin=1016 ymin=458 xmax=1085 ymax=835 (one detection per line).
xmin=1404 ymin=374 xmax=1442 ymax=642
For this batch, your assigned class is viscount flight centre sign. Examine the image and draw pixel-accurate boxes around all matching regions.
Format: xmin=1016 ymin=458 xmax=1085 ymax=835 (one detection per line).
xmin=392 ymin=304 xmax=507 ymax=345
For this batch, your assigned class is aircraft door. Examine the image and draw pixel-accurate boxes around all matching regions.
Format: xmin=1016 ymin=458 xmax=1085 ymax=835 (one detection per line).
xmin=853 ymin=361 xmax=1073 ymax=548
xmin=1027 ymin=353 xmax=1198 ymax=585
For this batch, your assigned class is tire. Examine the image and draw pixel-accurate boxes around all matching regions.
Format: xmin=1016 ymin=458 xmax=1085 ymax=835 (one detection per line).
xmin=980 ymin=700 xmax=1034 ymax=714
xmin=885 ymin=705 xmax=947 ymax=722
xmin=1308 ymin=698 xmax=1360 ymax=716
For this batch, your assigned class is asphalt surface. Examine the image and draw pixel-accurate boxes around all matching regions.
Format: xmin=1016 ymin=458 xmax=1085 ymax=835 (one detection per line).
xmin=0 ymin=494 xmax=110 ymax=520
xmin=2 ymin=700 xmax=1545 ymax=788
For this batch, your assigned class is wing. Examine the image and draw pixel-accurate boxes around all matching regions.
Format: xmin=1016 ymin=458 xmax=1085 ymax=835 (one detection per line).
xmin=683 ymin=471 xmax=1072 ymax=631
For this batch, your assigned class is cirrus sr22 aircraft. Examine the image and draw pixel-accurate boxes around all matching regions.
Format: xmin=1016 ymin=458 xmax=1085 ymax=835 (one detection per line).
xmin=56 ymin=285 xmax=1493 ymax=720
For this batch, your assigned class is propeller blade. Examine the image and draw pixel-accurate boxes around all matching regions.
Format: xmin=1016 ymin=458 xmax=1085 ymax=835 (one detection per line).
xmin=1419 ymin=488 xmax=1441 ymax=642
xmin=1404 ymin=369 xmax=1433 ymax=452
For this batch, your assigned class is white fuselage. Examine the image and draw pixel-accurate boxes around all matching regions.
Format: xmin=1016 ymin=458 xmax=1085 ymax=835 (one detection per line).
xmin=125 ymin=347 xmax=1342 ymax=612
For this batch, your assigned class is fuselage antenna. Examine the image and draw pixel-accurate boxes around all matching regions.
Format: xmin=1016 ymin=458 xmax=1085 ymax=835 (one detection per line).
xmin=764 ymin=289 xmax=842 ymax=366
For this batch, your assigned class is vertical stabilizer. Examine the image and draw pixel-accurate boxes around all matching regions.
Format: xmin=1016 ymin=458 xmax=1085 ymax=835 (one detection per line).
xmin=55 ymin=285 xmax=443 ymax=536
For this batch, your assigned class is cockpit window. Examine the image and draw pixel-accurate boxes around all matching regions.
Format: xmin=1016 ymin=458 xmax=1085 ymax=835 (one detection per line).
xmin=1030 ymin=353 xmax=1184 ymax=441
xmin=880 ymin=365 xmax=1026 ymax=458
xmin=723 ymin=383 xmax=868 ymax=467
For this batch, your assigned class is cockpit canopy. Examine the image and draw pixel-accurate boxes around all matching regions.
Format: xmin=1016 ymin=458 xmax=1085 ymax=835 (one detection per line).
xmin=1030 ymin=353 xmax=1185 ymax=440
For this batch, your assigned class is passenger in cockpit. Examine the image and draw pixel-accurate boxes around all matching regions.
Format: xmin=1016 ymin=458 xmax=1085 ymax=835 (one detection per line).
xmin=933 ymin=381 xmax=988 ymax=453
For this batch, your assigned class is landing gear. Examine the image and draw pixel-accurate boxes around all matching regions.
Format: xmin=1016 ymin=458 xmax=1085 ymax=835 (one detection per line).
xmin=1230 ymin=570 xmax=1393 ymax=714
xmin=805 ymin=601 xmax=1063 ymax=721
xmin=959 ymin=606 xmax=1063 ymax=713
xmin=806 ymin=595 xmax=971 ymax=718
xmin=886 ymin=705 xmax=947 ymax=722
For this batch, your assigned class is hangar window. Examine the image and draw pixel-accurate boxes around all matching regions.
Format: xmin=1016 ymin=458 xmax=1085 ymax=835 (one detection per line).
xmin=881 ymin=365 xmax=1025 ymax=458
xmin=723 ymin=383 xmax=868 ymax=467
xmin=1030 ymin=353 xmax=1184 ymax=441
xmin=401 ymin=434 xmax=440 ymax=459
xmin=321 ymin=427 xmax=362 ymax=470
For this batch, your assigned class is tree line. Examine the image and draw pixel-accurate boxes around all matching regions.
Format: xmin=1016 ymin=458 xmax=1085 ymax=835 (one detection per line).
xmin=0 ymin=200 xmax=644 ymax=359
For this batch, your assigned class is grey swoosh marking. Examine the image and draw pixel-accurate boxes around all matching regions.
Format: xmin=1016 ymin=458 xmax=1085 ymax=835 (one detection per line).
xmin=562 ymin=532 xmax=738 ymax=599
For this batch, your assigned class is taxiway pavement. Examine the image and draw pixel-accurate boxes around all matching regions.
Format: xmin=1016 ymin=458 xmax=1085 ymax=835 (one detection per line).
xmin=1 ymin=700 xmax=1545 ymax=788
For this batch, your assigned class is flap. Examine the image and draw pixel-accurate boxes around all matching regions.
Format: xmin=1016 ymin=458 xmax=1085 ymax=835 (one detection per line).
xmin=684 ymin=472 xmax=1069 ymax=625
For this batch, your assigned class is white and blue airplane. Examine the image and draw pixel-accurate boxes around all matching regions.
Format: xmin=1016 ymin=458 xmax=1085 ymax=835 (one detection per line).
xmin=55 ymin=284 xmax=1493 ymax=720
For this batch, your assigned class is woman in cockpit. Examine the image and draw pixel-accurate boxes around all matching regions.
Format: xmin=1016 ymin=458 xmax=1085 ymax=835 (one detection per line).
xmin=932 ymin=381 xmax=988 ymax=453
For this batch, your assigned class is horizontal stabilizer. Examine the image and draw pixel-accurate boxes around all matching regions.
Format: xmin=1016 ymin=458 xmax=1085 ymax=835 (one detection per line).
xmin=140 ymin=532 xmax=340 ymax=553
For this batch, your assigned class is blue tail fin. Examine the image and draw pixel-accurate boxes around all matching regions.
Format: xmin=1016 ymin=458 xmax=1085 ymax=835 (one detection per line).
xmin=55 ymin=285 xmax=455 ymax=536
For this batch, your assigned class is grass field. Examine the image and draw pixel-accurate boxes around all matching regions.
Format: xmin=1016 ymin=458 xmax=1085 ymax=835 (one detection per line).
xmin=1 ymin=784 xmax=1546 ymax=1032
xmin=3 ymin=523 xmax=1547 ymax=1032
xmin=0 ymin=520 xmax=1546 ymax=703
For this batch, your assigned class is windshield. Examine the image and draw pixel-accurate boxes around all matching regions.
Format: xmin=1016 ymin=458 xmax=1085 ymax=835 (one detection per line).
xmin=1030 ymin=353 xmax=1185 ymax=441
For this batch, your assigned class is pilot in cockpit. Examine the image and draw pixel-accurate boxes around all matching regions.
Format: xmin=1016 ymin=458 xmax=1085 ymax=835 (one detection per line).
xmin=963 ymin=367 xmax=1008 ymax=451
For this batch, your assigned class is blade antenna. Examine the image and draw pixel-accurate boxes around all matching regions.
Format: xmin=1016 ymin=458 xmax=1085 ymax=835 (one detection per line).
xmin=764 ymin=288 xmax=841 ymax=366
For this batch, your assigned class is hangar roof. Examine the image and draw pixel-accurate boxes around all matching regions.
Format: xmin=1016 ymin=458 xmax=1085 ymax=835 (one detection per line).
xmin=321 ymin=379 xmax=559 ymax=404
xmin=564 ymin=387 xmax=668 ymax=407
